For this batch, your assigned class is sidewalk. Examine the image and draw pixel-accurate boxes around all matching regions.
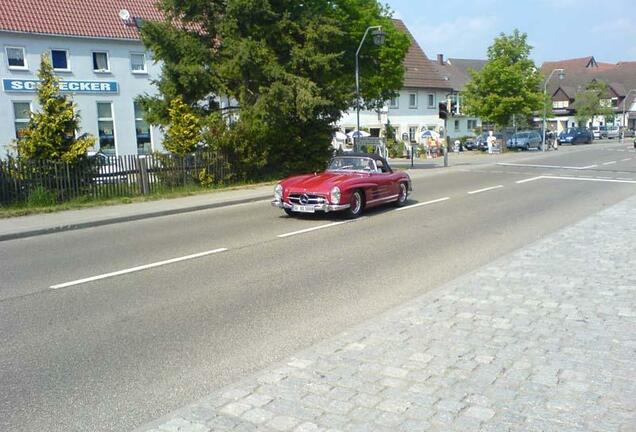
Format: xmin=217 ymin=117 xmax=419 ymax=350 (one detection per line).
xmin=137 ymin=195 xmax=636 ymax=432
xmin=0 ymin=185 xmax=273 ymax=241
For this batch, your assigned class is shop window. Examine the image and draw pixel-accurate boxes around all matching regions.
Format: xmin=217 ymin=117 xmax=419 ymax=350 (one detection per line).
xmin=130 ymin=53 xmax=147 ymax=73
xmin=92 ymin=52 xmax=110 ymax=72
xmin=6 ymin=47 xmax=27 ymax=69
xmin=97 ymin=102 xmax=115 ymax=155
xmin=409 ymin=126 xmax=417 ymax=142
xmin=134 ymin=102 xmax=151 ymax=154
xmin=13 ymin=102 xmax=31 ymax=139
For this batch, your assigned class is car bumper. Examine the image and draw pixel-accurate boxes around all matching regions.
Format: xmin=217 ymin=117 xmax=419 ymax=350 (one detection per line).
xmin=271 ymin=200 xmax=351 ymax=212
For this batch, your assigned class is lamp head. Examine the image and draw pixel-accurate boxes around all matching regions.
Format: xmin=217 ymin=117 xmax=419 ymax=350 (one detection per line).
xmin=557 ymin=69 xmax=565 ymax=80
xmin=372 ymin=28 xmax=386 ymax=46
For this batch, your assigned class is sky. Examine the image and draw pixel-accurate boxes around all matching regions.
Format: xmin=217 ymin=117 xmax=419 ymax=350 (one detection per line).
xmin=385 ymin=0 xmax=636 ymax=64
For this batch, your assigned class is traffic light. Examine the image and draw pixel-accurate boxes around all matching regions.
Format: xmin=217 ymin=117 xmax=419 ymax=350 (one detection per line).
xmin=438 ymin=102 xmax=448 ymax=120
xmin=450 ymin=100 xmax=458 ymax=115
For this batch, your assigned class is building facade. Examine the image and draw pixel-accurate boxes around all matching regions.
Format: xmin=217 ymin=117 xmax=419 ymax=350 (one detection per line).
xmin=541 ymin=56 xmax=636 ymax=132
xmin=336 ymin=20 xmax=483 ymax=146
xmin=0 ymin=0 xmax=164 ymax=158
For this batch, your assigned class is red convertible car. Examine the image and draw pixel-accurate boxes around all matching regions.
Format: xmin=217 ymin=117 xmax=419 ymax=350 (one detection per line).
xmin=272 ymin=153 xmax=412 ymax=218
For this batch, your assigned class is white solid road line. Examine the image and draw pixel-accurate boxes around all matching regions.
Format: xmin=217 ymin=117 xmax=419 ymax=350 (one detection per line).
xmin=50 ymin=248 xmax=229 ymax=289
xmin=573 ymin=164 xmax=598 ymax=170
xmin=277 ymin=221 xmax=353 ymax=238
xmin=515 ymin=175 xmax=636 ymax=185
xmin=498 ymin=162 xmax=598 ymax=170
xmin=468 ymin=185 xmax=504 ymax=195
xmin=395 ymin=197 xmax=450 ymax=211
xmin=602 ymin=161 xmax=617 ymax=165
xmin=621 ymin=158 xmax=632 ymax=162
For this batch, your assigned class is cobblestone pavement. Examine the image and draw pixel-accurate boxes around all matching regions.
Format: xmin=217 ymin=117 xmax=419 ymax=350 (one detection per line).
xmin=138 ymin=196 xmax=636 ymax=432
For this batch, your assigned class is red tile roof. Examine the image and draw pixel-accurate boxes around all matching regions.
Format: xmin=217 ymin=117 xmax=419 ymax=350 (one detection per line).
xmin=0 ymin=0 xmax=163 ymax=40
xmin=392 ymin=19 xmax=450 ymax=90
xmin=541 ymin=56 xmax=596 ymax=76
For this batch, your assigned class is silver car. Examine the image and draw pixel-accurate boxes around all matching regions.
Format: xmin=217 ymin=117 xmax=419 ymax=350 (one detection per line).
xmin=507 ymin=131 xmax=542 ymax=150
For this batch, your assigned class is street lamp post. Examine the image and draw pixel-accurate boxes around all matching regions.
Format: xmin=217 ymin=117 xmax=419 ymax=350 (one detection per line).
xmin=355 ymin=26 xmax=386 ymax=141
xmin=543 ymin=68 xmax=565 ymax=151
xmin=621 ymin=89 xmax=636 ymax=144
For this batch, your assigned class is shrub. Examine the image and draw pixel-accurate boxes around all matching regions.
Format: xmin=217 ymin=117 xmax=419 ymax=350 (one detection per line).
xmin=27 ymin=186 xmax=57 ymax=207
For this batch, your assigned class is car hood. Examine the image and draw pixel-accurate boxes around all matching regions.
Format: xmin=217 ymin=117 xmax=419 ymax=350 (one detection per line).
xmin=282 ymin=171 xmax=366 ymax=192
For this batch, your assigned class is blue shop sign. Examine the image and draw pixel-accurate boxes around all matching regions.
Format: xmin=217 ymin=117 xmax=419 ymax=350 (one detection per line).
xmin=3 ymin=79 xmax=118 ymax=93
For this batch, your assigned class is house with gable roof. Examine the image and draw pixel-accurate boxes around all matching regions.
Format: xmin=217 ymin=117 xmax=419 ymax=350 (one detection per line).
xmin=335 ymin=20 xmax=484 ymax=147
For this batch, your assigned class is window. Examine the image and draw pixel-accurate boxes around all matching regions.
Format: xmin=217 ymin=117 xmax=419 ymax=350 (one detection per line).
xmin=553 ymin=100 xmax=569 ymax=109
xmin=13 ymin=102 xmax=31 ymax=139
xmin=130 ymin=53 xmax=147 ymax=73
xmin=409 ymin=126 xmax=417 ymax=143
xmin=134 ymin=102 xmax=151 ymax=155
xmin=409 ymin=93 xmax=417 ymax=109
xmin=428 ymin=94 xmax=435 ymax=108
xmin=51 ymin=49 xmax=69 ymax=70
xmin=92 ymin=52 xmax=109 ymax=72
xmin=467 ymin=119 xmax=477 ymax=130
xmin=389 ymin=95 xmax=399 ymax=109
xmin=454 ymin=119 xmax=460 ymax=131
xmin=97 ymin=102 xmax=116 ymax=155
xmin=6 ymin=47 xmax=27 ymax=69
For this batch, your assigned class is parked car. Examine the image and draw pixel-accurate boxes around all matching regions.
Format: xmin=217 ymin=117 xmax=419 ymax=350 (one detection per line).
xmin=606 ymin=125 xmax=620 ymax=139
xmin=557 ymin=127 xmax=593 ymax=145
xmin=592 ymin=126 xmax=602 ymax=140
xmin=271 ymin=153 xmax=412 ymax=218
xmin=621 ymin=128 xmax=635 ymax=138
xmin=507 ymin=130 xmax=542 ymax=150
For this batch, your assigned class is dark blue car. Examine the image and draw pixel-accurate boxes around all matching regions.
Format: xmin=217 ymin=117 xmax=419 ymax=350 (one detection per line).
xmin=558 ymin=127 xmax=593 ymax=145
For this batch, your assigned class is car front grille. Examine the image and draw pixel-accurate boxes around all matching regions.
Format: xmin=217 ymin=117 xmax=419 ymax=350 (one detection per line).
xmin=288 ymin=193 xmax=327 ymax=205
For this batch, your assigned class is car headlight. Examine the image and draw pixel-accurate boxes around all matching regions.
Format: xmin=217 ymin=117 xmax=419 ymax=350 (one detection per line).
xmin=330 ymin=186 xmax=341 ymax=205
xmin=274 ymin=184 xmax=283 ymax=200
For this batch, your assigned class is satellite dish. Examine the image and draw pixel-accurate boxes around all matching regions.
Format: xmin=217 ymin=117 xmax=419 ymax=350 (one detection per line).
xmin=119 ymin=9 xmax=131 ymax=21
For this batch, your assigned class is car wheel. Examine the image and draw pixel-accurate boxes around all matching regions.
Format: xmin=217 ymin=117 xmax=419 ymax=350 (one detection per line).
xmin=283 ymin=208 xmax=295 ymax=217
xmin=345 ymin=189 xmax=364 ymax=219
xmin=395 ymin=182 xmax=409 ymax=207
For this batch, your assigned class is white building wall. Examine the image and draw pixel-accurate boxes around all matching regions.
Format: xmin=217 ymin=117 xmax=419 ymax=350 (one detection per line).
xmin=0 ymin=32 xmax=163 ymax=158
xmin=336 ymin=88 xmax=479 ymax=143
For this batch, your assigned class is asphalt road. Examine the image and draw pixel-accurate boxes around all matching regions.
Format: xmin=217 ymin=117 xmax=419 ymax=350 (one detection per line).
xmin=1 ymin=141 xmax=635 ymax=432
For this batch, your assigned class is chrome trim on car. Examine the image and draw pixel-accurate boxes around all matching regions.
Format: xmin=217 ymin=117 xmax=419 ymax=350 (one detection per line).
xmin=271 ymin=200 xmax=350 ymax=212
xmin=365 ymin=194 xmax=399 ymax=205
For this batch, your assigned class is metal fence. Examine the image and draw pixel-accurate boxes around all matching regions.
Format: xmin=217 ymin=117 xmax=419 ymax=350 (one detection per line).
xmin=0 ymin=151 xmax=268 ymax=206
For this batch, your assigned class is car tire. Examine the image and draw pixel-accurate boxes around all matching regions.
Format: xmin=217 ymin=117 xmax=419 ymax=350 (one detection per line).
xmin=344 ymin=189 xmax=364 ymax=219
xmin=395 ymin=182 xmax=409 ymax=207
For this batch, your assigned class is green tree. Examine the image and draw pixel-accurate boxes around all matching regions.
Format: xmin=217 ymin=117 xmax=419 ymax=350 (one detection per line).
xmin=16 ymin=54 xmax=94 ymax=162
xmin=572 ymin=80 xmax=614 ymax=127
xmin=462 ymin=30 xmax=543 ymax=128
xmin=139 ymin=0 xmax=409 ymax=175
xmin=162 ymin=96 xmax=202 ymax=156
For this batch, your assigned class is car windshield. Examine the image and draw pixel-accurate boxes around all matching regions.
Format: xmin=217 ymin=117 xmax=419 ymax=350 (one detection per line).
xmin=566 ymin=128 xmax=578 ymax=134
xmin=328 ymin=156 xmax=375 ymax=172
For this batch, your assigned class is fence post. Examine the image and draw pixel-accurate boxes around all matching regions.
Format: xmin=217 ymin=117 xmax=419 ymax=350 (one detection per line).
xmin=139 ymin=156 xmax=150 ymax=195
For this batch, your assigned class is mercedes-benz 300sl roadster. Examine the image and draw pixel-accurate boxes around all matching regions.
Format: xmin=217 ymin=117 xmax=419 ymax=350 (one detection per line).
xmin=271 ymin=153 xmax=412 ymax=218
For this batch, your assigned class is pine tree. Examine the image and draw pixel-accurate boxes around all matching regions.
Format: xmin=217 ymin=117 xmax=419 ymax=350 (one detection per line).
xmin=16 ymin=54 xmax=94 ymax=162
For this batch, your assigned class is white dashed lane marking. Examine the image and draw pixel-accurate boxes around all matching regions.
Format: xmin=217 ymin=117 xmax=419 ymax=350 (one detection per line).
xmin=50 ymin=248 xmax=229 ymax=289
xmin=468 ymin=185 xmax=504 ymax=195
xmin=396 ymin=197 xmax=450 ymax=212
